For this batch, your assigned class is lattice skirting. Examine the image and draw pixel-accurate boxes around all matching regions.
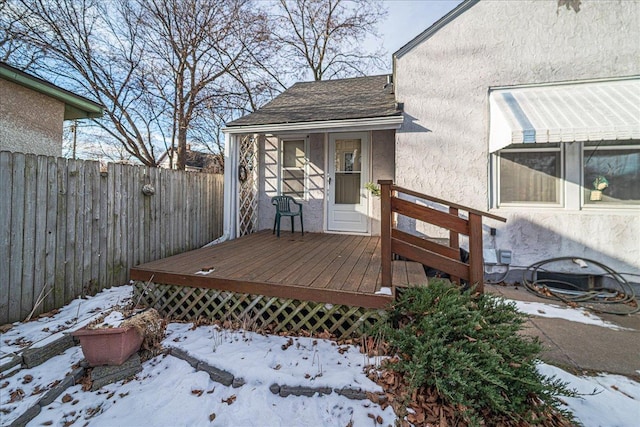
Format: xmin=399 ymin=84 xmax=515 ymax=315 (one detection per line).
xmin=133 ymin=282 xmax=385 ymax=339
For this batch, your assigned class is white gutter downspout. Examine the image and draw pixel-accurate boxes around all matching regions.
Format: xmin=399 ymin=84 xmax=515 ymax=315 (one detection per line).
xmin=203 ymin=132 xmax=238 ymax=247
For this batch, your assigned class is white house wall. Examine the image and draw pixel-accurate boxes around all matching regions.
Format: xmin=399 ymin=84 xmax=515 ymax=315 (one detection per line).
xmin=394 ymin=0 xmax=640 ymax=276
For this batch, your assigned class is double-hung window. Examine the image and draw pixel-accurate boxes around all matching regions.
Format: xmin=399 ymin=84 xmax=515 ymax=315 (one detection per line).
xmin=280 ymin=138 xmax=308 ymax=199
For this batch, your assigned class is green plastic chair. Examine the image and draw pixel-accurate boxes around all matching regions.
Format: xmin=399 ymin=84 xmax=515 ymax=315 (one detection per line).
xmin=271 ymin=196 xmax=304 ymax=237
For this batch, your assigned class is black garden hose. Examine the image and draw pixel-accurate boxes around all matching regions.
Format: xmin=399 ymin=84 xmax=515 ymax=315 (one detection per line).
xmin=522 ymin=257 xmax=639 ymax=315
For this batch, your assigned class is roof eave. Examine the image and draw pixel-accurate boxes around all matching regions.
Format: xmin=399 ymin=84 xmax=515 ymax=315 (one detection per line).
xmin=393 ymin=0 xmax=479 ymax=60
xmin=222 ymin=115 xmax=404 ymax=135
xmin=0 ymin=63 xmax=104 ymax=120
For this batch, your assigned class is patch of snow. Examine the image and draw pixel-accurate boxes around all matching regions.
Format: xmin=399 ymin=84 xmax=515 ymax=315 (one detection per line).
xmin=91 ymin=311 xmax=124 ymax=329
xmin=164 ymin=323 xmax=384 ymax=391
xmin=0 ymin=347 xmax=84 ymax=426
xmin=375 ymin=287 xmax=393 ymax=296
xmin=27 ymin=354 xmax=395 ymax=427
xmin=507 ymin=300 xmax=631 ymax=331
xmin=537 ymin=363 xmax=640 ymax=426
xmin=0 ymin=286 xmax=133 ymax=355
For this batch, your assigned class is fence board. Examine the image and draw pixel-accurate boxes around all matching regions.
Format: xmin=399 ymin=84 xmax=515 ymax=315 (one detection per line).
xmin=32 ymin=155 xmax=48 ymax=317
xmin=74 ymin=160 xmax=86 ymax=297
xmin=9 ymin=153 xmax=26 ymax=322
xmin=98 ymin=169 xmax=108 ymax=291
xmin=90 ymin=162 xmax=101 ymax=294
xmin=0 ymin=151 xmax=223 ymax=324
xmin=44 ymin=157 xmax=58 ymax=312
xmin=21 ymin=154 xmax=38 ymax=319
xmin=65 ymin=159 xmax=78 ymax=303
xmin=0 ymin=152 xmax=14 ymax=321
xmin=54 ymin=157 xmax=67 ymax=308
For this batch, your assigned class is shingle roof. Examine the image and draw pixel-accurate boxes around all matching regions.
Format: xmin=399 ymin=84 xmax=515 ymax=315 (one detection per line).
xmin=226 ymin=75 xmax=400 ymax=127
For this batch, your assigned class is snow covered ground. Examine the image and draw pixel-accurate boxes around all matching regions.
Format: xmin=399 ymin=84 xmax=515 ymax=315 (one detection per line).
xmin=507 ymin=299 xmax=632 ymax=331
xmin=1 ymin=286 xmax=639 ymax=426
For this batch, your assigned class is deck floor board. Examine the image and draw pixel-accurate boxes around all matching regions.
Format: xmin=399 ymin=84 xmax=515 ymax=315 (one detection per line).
xmin=130 ymin=231 xmax=428 ymax=309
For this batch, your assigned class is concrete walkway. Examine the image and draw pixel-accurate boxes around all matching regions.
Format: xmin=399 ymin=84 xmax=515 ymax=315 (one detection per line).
xmin=486 ymin=284 xmax=640 ymax=379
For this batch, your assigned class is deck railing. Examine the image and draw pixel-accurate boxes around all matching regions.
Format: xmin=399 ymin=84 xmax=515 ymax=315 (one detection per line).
xmin=378 ymin=180 xmax=506 ymax=295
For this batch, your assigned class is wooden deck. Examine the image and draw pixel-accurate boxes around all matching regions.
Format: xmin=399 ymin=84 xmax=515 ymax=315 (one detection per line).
xmin=130 ymin=231 xmax=428 ymax=309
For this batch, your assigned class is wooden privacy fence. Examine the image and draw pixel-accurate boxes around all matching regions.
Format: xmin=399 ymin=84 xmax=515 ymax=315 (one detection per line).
xmin=0 ymin=151 xmax=224 ymax=325
xmin=378 ymin=180 xmax=506 ymax=295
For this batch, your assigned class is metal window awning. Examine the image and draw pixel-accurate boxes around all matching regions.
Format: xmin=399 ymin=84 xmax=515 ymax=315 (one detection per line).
xmin=489 ymin=78 xmax=640 ymax=152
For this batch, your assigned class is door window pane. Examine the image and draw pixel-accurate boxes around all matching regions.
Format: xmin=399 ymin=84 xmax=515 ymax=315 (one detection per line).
xmin=334 ymin=139 xmax=361 ymax=204
xmin=499 ymin=148 xmax=561 ymax=204
xmin=584 ymin=145 xmax=640 ymax=205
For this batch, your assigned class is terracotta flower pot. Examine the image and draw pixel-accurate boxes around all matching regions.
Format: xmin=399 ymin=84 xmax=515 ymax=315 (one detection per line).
xmin=73 ymin=326 xmax=143 ymax=367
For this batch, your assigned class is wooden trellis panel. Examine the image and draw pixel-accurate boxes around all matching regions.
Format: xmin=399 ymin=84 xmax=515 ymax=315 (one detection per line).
xmin=238 ymin=135 xmax=259 ymax=236
xmin=134 ymin=282 xmax=384 ymax=339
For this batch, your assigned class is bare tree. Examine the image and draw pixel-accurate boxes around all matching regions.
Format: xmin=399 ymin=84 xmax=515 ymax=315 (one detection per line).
xmin=135 ymin=0 xmax=272 ymax=169
xmin=2 ymin=0 xmax=273 ymax=167
xmin=272 ymin=0 xmax=387 ymax=81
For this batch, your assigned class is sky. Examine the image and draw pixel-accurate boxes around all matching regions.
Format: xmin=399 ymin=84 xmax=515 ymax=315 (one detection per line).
xmin=2 ymin=285 xmax=640 ymax=426
xmin=372 ymin=0 xmax=463 ymax=71
xmin=379 ymin=0 xmax=463 ymax=53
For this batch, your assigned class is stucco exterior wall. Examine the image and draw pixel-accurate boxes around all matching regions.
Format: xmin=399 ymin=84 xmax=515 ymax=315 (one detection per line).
xmin=0 ymin=79 xmax=64 ymax=157
xmin=394 ymin=0 xmax=640 ymax=275
xmin=370 ymin=129 xmax=396 ymax=235
xmin=257 ymin=130 xmax=395 ymax=235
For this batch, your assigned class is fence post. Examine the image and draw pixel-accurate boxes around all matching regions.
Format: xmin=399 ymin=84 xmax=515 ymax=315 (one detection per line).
xmin=378 ymin=180 xmax=393 ymax=293
xmin=468 ymin=213 xmax=484 ymax=293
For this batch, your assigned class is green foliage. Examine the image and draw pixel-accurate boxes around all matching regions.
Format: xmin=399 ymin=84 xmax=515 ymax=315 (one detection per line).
xmin=374 ymin=280 xmax=577 ymax=424
xmin=365 ymin=182 xmax=381 ymax=197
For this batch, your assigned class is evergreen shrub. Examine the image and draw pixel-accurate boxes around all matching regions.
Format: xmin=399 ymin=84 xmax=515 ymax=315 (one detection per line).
xmin=374 ymin=280 xmax=576 ymax=425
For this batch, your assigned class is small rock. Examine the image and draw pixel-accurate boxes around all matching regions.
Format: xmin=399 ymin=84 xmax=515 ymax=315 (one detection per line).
xmin=269 ymin=383 xmax=280 ymax=394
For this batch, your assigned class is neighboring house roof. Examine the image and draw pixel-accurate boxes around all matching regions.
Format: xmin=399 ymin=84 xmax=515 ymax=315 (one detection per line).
xmin=394 ymin=0 xmax=478 ymax=59
xmin=0 ymin=62 xmax=103 ymax=120
xmin=225 ymin=75 xmax=401 ymax=128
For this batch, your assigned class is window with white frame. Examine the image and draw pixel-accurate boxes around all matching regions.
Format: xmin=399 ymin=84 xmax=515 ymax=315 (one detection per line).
xmin=583 ymin=142 xmax=640 ymax=205
xmin=280 ymin=138 xmax=307 ymax=199
xmin=496 ymin=141 xmax=640 ymax=208
xmin=497 ymin=143 xmax=562 ymax=205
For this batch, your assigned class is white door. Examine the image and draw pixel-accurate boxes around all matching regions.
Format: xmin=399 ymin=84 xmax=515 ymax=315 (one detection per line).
xmin=327 ymin=132 xmax=369 ymax=233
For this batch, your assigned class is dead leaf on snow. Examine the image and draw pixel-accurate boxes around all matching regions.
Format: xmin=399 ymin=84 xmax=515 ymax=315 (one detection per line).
xmin=61 ymin=393 xmax=73 ymax=403
xmin=209 ymin=413 xmax=216 ymax=421
xmin=9 ymin=389 xmax=25 ymax=402
xmin=192 ymin=389 xmax=204 ymax=397
xmin=222 ymin=395 xmax=236 ymax=405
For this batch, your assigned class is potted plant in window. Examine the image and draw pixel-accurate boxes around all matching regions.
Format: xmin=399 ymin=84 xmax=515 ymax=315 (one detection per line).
xmin=589 ymin=175 xmax=609 ymax=201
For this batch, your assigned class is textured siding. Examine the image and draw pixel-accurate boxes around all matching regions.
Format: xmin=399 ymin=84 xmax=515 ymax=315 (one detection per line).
xmin=394 ymin=0 xmax=640 ymax=274
xmin=0 ymin=79 xmax=64 ymax=157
